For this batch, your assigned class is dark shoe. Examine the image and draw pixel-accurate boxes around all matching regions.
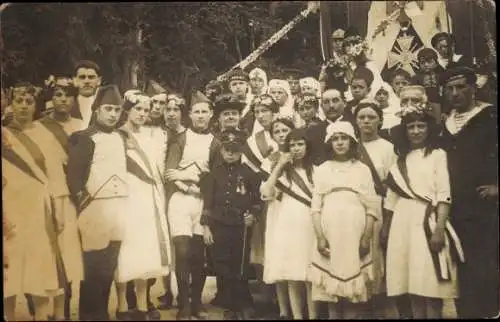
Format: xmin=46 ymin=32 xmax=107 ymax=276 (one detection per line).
xmin=157 ymin=292 xmax=174 ymax=310
xmin=116 ymin=310 xmax=133 ymax=321
xmin=191 ymin=307 xmax=209 ymax=320
xmin=278 ymin=315 xmax=292 ymax=320
xmin=131 ymin=310 xmax=149 ymax=321
xmin=147 ymin=307 xmax=162 ymax=320
xmin=176 ymin=307 xmax=191 ymax=320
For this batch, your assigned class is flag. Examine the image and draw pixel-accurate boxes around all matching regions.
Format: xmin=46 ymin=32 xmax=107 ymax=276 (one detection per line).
xmin=367 ymin=1 xmax=451 ymax=80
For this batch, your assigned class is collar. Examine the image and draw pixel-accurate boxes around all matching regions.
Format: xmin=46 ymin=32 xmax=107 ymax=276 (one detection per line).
xmin=326 ymin=115 xmax=344 ymax=124
xmin=94 ymin=122 xmax=115 ymax=133
xmin=190 ymin=126 xmax=211 ymax=135
xmin=223 ymin=160 xmax=242 ymax=170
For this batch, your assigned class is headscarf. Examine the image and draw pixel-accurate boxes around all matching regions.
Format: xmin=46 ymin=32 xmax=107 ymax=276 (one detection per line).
xmin=267 ymin=79 xmax=295 ymax=119
xmin=249 ymin=67 xmax=268 ymax=95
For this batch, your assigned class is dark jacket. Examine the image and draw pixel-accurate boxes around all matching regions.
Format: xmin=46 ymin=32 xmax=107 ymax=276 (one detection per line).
xmin=200 ymin=161 xmax=263 ymax=226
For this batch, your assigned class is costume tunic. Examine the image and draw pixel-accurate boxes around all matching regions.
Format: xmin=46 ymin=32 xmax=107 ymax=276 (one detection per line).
xmin=167 ymin=128 xmax=215 ymax=237
xmin=115 ymin=127 xmax=171 ymax=282
xmin=260 ymin=159 xmax=316 ymax=284
xmin=385 ymin=149 xmax=458 ymax=298
xmin=309 ymin=160 xmax=379 ymax=303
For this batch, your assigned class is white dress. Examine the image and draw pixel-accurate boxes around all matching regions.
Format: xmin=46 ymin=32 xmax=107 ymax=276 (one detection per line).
xmin=309 ymin=160 xmax=379 ymax=303
xmin=26 ymin=118 xmax=85 ymax=286
xmin=260 ymin=159 xmax=316 ymax=284
xmin=385 ymin=149 xmax=458 ymax=298
xmin=115 ymin=127 xmax=172 ymax=282
xmin=242 ymin=132 xmax=278 ymax=265
xmin=361 ymin=138 xmax=397 ymax=295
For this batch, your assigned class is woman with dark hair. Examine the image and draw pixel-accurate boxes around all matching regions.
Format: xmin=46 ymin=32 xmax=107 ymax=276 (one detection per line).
xmin=383 ymin=90 xmax=464 ymax=318
xmin=354 ymin=99 xmax=398 ymax=318
xmin=260 ymin=126 xmax=317 ymax=319
xmin=26 ymin=77 xmax=85 ymax=320
xmin=3 ymin=83 xmax=63 ymax=320
xmin=309 ymin=121 xmax=379 ymax=319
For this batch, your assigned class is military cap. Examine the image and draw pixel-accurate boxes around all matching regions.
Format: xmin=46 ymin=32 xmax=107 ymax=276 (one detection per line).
xmin=431 ymin=32 xmax=455 ymax=49
xmin=219 ymin=128 xmax=246 ymax=152
xmin=439 ymin=66 xmax=477 ymax=87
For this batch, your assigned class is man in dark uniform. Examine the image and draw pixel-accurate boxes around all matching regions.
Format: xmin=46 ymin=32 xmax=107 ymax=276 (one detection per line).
xmin=439 ymin=66 xmax=499 ymax=319
xmin=200 ymin=128 xmax=263 ymax=320
xmin=66 ymin=85 xmax=128 ymax=321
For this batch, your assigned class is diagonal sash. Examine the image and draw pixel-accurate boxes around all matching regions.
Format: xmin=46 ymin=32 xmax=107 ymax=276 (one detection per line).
xmin=242 ymin=142 xmax=263 ymax=170
xmin=359 ymin=143 xmax=387 ymax=197
xmin=288 ymin=168 xmax=313 ymax=199
xmin=392 ymin=156 xmax=465 ymax=282
xmin=40 ymin=118 xmax=70 ymax=153
xmin=8 ymin=127 xmax=48 ymax=175
xmin=2 ymin=146 xmax=44 ymax=184
xmin=255 ymin=130 xmax=272 ymax=159
xmin=126 ymin=156 xmax=155 ymax=185
xmin=260 ymin=166 xmax=312 ymax=207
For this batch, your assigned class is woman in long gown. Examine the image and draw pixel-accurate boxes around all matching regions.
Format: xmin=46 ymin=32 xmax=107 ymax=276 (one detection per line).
xmin=114 ymin=90 xmax=172 ymax=320
xmin=26 ymin=80 xmax=85 ymax=320
xmin=3 ymin=83 xmax=63 ymax=321
xmin=383 ymin=94 xmax=464 ymax=318
xmin=354 ymin=99 xmax=399 ymax=318
xmin=309 ymin=121 xmax=379 ymax=319
xmin=260 ymin=128 xmax=317 ymax=319
xmin=258 ymin=117 xmax=295 ymax=318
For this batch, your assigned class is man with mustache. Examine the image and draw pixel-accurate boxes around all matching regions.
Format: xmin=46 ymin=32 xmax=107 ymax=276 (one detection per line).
xmin=72 ymin=60 xmax=102 ymax=128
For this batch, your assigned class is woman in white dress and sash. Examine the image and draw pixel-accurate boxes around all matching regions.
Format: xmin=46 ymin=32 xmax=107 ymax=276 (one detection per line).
xmin=114 ymin=90 xmax=171 ymax=319
xmin=383 ymin=89 xmax=464 ymax=318
xmin=2 ymin=83 xmax=63 ymax=320
xmin=241 ymin=94 xmax=279 ymax=268
xmin=26 ymin=79 xmax=85 ymax=320
xmin=260 ymin=127 xmax=317 ymax=320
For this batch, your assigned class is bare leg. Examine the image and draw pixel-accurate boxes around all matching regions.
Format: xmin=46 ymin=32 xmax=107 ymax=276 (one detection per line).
xmin=410 ymin=295 xmax=427 ymax=319
xmin=53 ymin=293 xmax=66 ymax=320
xmin=116 ymin=282 xmax=129 ymax=313
xmin=32 ymin=295 xmax=51 ymax=321
xmin=305 ymin=282 xmax=318 ymax=319
xmin=288 ymin=281 xmax=305 ymax=319
xmin=425 ymin=297 xmax=443 ymax=319
xmin=4 ymin=295 xmax=16 ymax=321
xmin=328 ymin=301 xmax=342 ymax=319
xmin=276 ymin=282 xmax=291 ymax=318
xmin=135 ymin=279 xmax=148 ymax=312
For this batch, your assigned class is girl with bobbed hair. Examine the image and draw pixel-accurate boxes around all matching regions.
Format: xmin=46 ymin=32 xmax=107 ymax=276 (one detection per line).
xmin=260 ymin=127 xmax=317 ymax=319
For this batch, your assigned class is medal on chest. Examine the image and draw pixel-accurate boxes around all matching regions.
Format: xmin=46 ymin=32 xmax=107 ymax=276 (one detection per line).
xmin=236 ymin=175 xmax=247 ymax=195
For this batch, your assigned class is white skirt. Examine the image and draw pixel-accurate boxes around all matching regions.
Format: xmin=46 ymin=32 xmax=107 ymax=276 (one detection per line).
xmin=115 ymin=179 xmax=171 ymax=283
xmin=263 ymin=194 xmax=315 ymax=284
xmin=386 ymin=198 xmax=458 ymax=298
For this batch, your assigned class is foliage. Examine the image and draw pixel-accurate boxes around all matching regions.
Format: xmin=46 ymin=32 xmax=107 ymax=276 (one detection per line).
xmin=1 ymin=2 xmax=322 ymax=94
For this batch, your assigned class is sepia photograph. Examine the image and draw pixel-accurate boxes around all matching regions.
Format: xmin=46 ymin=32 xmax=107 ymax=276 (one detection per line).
xmin=1 ymin=1 xmax=498 ymax=320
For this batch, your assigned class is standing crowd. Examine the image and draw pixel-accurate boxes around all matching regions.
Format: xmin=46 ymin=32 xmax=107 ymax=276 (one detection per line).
xmin=2 ymin=26 xmax=498 ymax=321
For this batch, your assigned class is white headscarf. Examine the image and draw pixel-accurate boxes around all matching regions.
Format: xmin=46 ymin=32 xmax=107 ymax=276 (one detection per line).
xmin=268 ymin=79 xmax=295 ymax=116
xmin=249 ymin=67 xmax=268 ymax=95
xmin=299 ymin=77 xmax=321 ymax=97
xmin=373 ymin=82 xmax=401 ymax=130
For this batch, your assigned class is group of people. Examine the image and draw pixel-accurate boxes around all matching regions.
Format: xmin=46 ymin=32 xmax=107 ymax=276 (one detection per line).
xmin=2 ymin=25 xmax=498 ymax=322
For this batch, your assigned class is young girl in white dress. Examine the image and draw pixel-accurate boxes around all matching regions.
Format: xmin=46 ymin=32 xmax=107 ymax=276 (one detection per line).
xmin=260 ymin=128 xmax=317 ymax=319
xmin=309 ymin=121 xmax=379 ymax=319
xmin=383 ymin=92 xmax=464 ymax=318
xmin=115 ymin=91 xmax=171 ymax=320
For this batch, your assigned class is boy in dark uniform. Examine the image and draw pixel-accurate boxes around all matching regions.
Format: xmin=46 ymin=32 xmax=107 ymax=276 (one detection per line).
xmin=200 ymin=129 xmax=263 ymax=320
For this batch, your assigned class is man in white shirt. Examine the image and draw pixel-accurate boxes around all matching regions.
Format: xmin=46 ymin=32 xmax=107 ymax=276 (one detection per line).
xmin=72 ymin=60 xmax=102 ymax=127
